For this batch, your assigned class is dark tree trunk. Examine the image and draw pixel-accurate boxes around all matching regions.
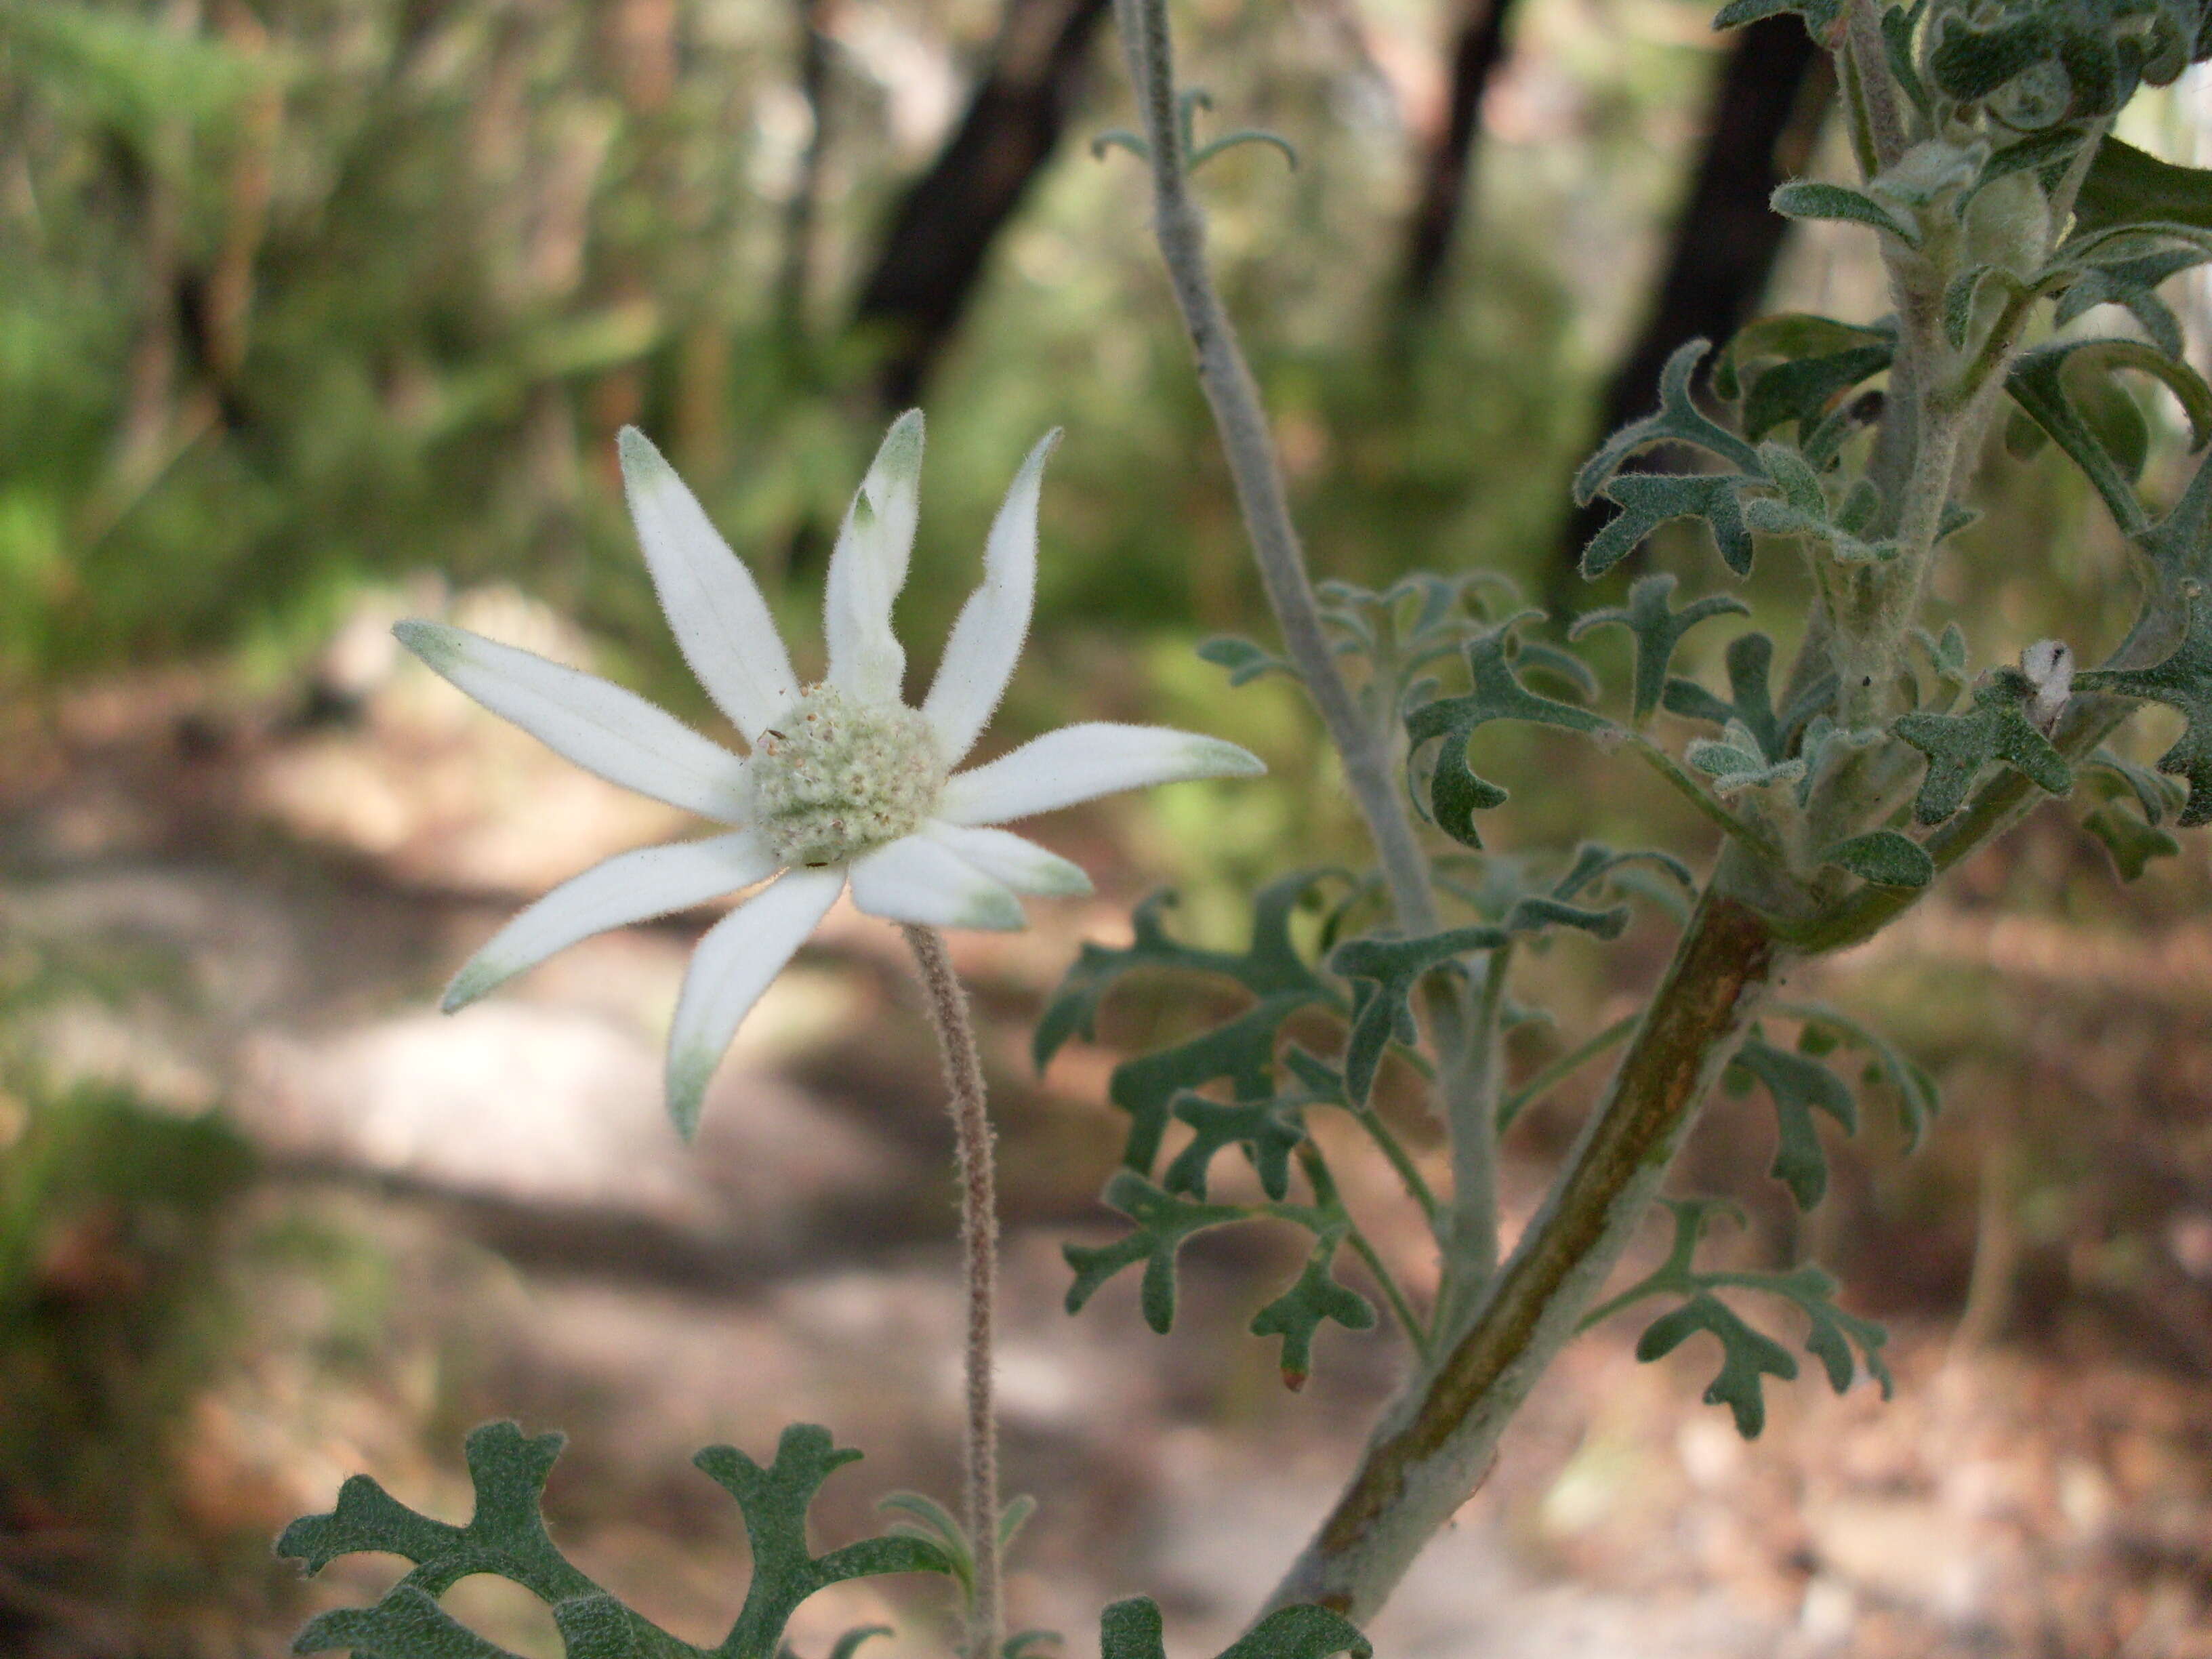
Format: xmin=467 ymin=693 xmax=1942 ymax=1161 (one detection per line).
xmin=853 ymin=0 xmax=1112 ymax=409
xmin=1552 ymin=17 xmax=1834 ymax=590
xmin=1399 ymin=0 xmax=1523 ymax=314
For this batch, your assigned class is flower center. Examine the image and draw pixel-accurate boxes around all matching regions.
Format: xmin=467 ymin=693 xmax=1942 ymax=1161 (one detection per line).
xmin=749 ymin=684 xmax=943 ymax=867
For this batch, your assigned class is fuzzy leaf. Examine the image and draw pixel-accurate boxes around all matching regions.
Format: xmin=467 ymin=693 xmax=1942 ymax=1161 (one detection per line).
xmin=1780 ymin=1000 xmax=1942 ymax=1148
xmin=2074 ymin=136 xmax=2212 ymax=237
xmin=1570 ymin=573 xmax=1752 ymax=722
xmin=1711 ymin=0 xmax=1840 ymax=30
xmin=2086 ymin=745 xmax=2188 ymax=823
xmin=1033 ymin=874 xmax=1340 ymax=1172
xmin=1685 ymin=720 xmax=1807 ymax=795
xmin=1573 ymin=339 xmax=1763 ymax=505
xmin=1162 ymin=1093 xmax=1309 ymax=1201
xmin=1579 ymin=472 xmax=1758 ymax=580
xmin=1404 ymin=618 xmax=1613 ymax=846
xmin=1662 ymin=631 xmax=1833 ymax=760
xmin=1819 ymin=830 xmax=1935 ymax=888
xmin=2055 ymin=246 xmax=2203 ymax=359
xmin=1893 ymin=668 xmax=2072 ymax=823
xmin=1248 ymin=1224 xmax=1377 ymax=1389
xmin=1729 ymin=1036 xmax=1858 ymax=1210
xmin=2076 ymin=584 xmax=2212 ymax=825
xmin=282 ymin=1423 xmax=950 ymax=1659
xmin=1099 ymin=1598 xmax=1370 ymax=1659
xmin=1328 ymin=925 xmax=1510 ymax=1103
xmin=1762 ymin=1264 xmax=1895 ymax=1399
xmin=1771 ymin=180 xmax=1919 ymax=245
xmin=1034 ymin=873 xmax=1335 ymax=1071
xmin=1197 ymin=635 xmax=1294 ymax=687
xmin=1636 ymin=1293 xmax=1799 ymax=1439
xmin=1741 ymin=342 xmax=1894 ymax=441
xmin=1063 ymin=1170 xmax=1250 ymax=1332
xmin=2005 ymin=339 xmax=2212 ymax=533
xmin=2083 ymin=803 xmax=2182 ymax=878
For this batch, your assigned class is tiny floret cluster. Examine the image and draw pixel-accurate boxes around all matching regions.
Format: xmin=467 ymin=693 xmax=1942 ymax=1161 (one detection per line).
xmin=751 ymin=684 xmax=944 ymax=867
xmin=396 ymin=411 xmax=1264 ymax=1136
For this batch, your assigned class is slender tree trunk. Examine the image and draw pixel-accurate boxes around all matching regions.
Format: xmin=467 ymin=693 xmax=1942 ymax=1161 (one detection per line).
xmin=777 ymin=0 xmax=834 ymax=343
xmin=1398 ymin=0 xmax=1523 ymax=314
xmin=1551 ymin=17 xmax=1832 ymax=594
xmin=852 ymin=0 xmax=1112 ymax=409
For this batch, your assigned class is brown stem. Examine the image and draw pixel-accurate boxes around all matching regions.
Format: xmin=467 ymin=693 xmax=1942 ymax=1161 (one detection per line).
xmin=903 ymin=926 xmax=1003 ymax=1659
xmin=1265 ymin=882 xmax=1784 ymax=1620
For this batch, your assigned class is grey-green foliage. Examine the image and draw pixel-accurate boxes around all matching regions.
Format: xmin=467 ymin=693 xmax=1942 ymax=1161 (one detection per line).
xmin=1061 ymin=1169 xmax=1375 ymax=1387
xmin=1034 ymin=871 xmax=1345 ymax=1173
xmin=1098 ymin=1597 xmax=1368 ymax=1659
xmin=1403 ymin=611 xmax=1612 ymax=846
xmin=1588 ymin=1200 xmax=1891 ymax=1439
xmin=279 ymin=1422 xmax=953 ymax=1658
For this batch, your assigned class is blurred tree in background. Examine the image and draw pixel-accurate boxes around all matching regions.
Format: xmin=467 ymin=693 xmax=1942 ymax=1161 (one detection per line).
xmin=0 ymin=0 xmax=1751 ymax=696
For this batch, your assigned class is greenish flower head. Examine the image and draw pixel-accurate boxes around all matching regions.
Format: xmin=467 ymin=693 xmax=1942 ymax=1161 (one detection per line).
xmin=750 ymin=684 xmax=945 ymax=867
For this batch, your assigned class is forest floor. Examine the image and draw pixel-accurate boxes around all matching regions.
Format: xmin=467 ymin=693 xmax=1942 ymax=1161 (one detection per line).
xmin=3 ymin=591 xmax=2210 ymax=1658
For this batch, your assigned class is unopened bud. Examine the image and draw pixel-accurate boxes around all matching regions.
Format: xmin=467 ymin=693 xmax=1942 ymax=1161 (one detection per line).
xmin=2020 ymin=639 xmax=2074 ymax=732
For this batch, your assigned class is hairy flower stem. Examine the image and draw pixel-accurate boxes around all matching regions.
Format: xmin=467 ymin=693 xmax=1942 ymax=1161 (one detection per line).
xmin=1266 ymin=882 xmax=1784 ymax=1620
xmin=903 ymin=925 xmax=1002 ymax=1659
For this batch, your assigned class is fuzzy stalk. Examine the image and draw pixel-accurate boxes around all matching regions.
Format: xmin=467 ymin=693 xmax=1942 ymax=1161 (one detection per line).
xmin=1110 ymin=0 xmax=1437 ymax=939
xmin=903 ymin=925 xmax=1003 ymax=1659
xmin=1264 ymin=880 xmax=1784 ymax=1620
xmin=1111 ymin=0 xmax=1507 ymax=1296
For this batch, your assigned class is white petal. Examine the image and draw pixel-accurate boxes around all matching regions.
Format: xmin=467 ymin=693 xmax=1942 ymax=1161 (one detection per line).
xmin=922 ymin=430 xmax=1059 ymax=765
xmin=921 ymin=821 xmax=1092 ymax=898
xmin=619 ymin=427 xmax=799 ymax=743
xmin=937 ymin=723 xmax=1265 ymax=827
xmin=396 ymin=620 xmax=750 ymax=822
xmin=824 ymin=411 xmax=924 ymax=706
xmin=665 ymin=867 xmax=844 ymax=1137
xmin=848 ymin=835 xmax=1025 ymax=930
xmin=443 ymin=831 xmax=779 ymax=1012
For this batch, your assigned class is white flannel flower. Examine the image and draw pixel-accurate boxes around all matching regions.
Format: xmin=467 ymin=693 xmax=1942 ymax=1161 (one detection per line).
xmin=396 ymin=413 xmax=1264 ymax=1135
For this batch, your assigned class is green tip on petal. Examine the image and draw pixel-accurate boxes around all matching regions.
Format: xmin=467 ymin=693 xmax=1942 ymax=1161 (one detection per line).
xmin=1036 ymin=861 xmax=1093 ymax=899
xmin=876 ymin=409 xmax=925 ymax=477
xmin=1198 ymin=737 xmax=1268 ymax=777
xmin=615 ymin=424 xmax=666 ymax=475
xmin=960 ymin=888 xmax=1028 ymax=931
xmin=667 ymin=1048 xmax=716 ymax=1141
xmin=392 ymin=618 xmax=457 ymax=671
xmin=441 ymin=959 xmax=504 ymax=1014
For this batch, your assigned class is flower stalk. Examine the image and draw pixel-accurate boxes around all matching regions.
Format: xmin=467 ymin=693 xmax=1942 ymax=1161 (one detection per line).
xmin=903 ymin=924 xmax=1004 ymax=1659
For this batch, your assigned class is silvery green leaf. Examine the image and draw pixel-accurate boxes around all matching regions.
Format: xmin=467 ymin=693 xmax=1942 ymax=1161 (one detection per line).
xmin=2082 ymin=802 xmax=2182 ymax=878
xmin=1770 ymin=181 xmax=1919 ymax=246
xmin=1636 ymin=1294 xmax=1799 ymax=1439
xmin=1572 ymin=339 xmax=1762 ymax=504
xmin=1198 ymin=635 xmax=1296 ymax=687
xmin=1099 ymin=1597 xmax=1369 ymax=1659
xmin=1248 ymin=1223 xmax=1377 ymax=1390
xmin=1404 ymin=617 xmax=1614 ymax=847
xmin=1329 ymin=925 xmax=1510 ymax=1103
xmin=2076 ymin=584 xmax=2212 ymax=825
xmin=2005 ymin=339 xmax=2212 ymax=535
xmin=1819 ymin=830 xmax=1935 ymax=888
xmin=1569 ymin=573 xmax=1750 ymax=722
xmin=1580 ymin=473 xmax=1758 ymax=579
xmin=1064 ymin=1170 xmax=1252 ymax=1333
xmin=282 ymin=1422 xmax=951 ymax=1659
xmin=1033 ymin=873 xmax=1341 ymax=1172
xmin=1893 ymin=668 xmax=2074 ymax=823
xmin=1729 ymin=1036 xmax=1858 ymax=1210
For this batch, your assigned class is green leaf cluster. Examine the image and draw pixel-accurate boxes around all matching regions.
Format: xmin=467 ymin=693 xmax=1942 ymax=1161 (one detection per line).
xmin=280 ymin=1422 xmax=953 ymax=1658
xmin=1590 ymin=1201 xmax=1892 ymax=1439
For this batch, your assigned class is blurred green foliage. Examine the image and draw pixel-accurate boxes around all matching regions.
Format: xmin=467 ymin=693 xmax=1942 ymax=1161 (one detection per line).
xmin=0 ymin=0 xmax=1721 ymax=699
